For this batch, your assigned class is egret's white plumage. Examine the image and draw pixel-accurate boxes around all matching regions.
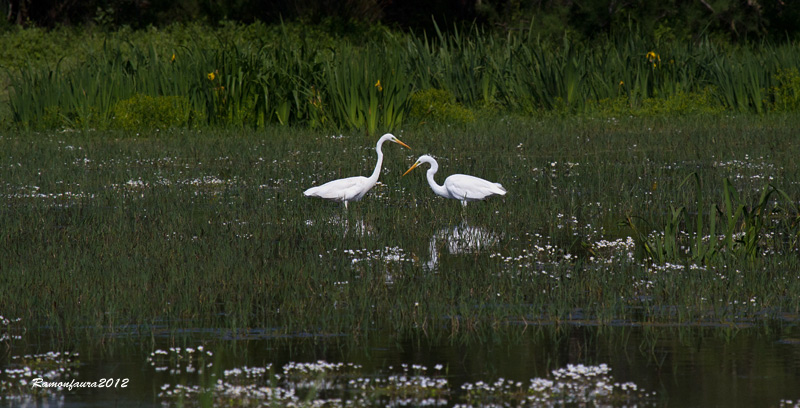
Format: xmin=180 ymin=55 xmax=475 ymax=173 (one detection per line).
xmin=403 ymin=154 xmax=506 ymax=206
xmin=303 ymin=133 xmax=410 ymax=208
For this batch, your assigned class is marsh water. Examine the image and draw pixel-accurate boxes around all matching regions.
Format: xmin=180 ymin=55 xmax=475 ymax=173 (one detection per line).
xmin=3 ymin=121 xmax=800 ymax=406
xmin=5 ymin=321 xmax=800 ymax=407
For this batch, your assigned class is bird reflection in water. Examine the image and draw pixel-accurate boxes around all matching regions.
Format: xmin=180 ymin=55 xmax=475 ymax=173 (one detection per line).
xmin=425 ymin=223 xmax=502 ymax=270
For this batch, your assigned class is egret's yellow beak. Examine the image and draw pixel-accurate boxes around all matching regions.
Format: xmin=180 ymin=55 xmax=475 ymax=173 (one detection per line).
xmin=402 ymin=161 xmax=420 ymax=177
xmin=393 ymin=139 xmax=411 ymax=149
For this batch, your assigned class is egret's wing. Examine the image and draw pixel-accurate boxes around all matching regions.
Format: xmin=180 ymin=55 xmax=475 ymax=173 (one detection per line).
xmin=304 ymin=176 xmax=367 ymax=200
xmin=445 ymin=174 xmax=506 ymax=201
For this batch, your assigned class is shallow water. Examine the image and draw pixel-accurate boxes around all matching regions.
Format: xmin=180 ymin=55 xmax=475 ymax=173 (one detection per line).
xmin=426 ymin=223 xmax=502 ymax=270
xmin=4 ymin=323 xmax=800 ymax=407
xmin=3 ymin=124 xmax=800 ymax=406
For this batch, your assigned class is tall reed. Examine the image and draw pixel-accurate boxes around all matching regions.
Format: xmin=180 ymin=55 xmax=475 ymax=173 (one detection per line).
xmin=5 ymin=22 xmax=800 ymax=130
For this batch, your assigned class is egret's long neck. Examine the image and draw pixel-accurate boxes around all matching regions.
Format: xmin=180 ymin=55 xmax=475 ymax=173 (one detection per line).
xmin=368 ymin=140 xmax=385 ymax=183
xmin=425 ymin=163 xmax=449 ymax=198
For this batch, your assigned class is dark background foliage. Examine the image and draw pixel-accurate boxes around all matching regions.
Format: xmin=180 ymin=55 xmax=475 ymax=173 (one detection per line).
xmin=2 ymin=0 xmax=799 ymax=42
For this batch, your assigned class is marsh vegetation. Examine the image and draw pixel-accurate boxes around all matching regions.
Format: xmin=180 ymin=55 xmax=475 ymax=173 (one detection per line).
xmin=2 ymin=116 xmax=799 ymax=338
xmin=3 ymin=21 xmax=800 ymax=133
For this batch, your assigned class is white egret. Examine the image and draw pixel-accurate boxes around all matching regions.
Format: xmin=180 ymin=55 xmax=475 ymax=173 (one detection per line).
xmin=403 ymin=154 xmax=506 ymax=206
xmin=303 ymin=133 xmax=411 ymax=209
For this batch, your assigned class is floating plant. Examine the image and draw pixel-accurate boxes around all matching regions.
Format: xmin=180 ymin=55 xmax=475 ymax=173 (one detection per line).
xmin=152 ymin=347 xmax=653 ymax=407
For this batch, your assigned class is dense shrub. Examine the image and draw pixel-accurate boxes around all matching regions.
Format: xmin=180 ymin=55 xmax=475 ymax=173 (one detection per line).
xmin=4 ymin=0 xmax=800 ymax=42
xmin=111 ymin=94 xmax=194 ymax=131
xmin=769 ymin=68 xmax=800 ymax=112
xmin=408 ymin=89 xmax=475 ymax=124
xmin=588 ymin=88 xmax=726 ymax=117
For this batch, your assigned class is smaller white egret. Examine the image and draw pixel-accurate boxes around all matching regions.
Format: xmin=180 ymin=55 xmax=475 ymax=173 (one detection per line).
xmin=304 ymin=133 xmax=411 ymax=209
xmin=403 ymin=154 xmax=506 ymax=207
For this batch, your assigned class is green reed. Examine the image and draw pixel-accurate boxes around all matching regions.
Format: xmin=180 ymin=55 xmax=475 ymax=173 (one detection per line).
xmin=5 ymin=22 xmax=800 ymax=131
xmin=322 ymin=43 xmax=412 ymax=133
xmin=627 ymin=172 xmax=798 ymax=265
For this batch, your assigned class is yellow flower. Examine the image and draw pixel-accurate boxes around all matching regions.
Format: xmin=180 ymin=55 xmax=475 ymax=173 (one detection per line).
xmin=619 ymin=80 xmax=624 ymax=87
xmin=375 ymin=80 xmax=383 ymax=92
xmin=171 ymin=53 xmax=176 ymax=62
xmin=646 ymin=51 xmax=661 ymax=67
xmin=207 ymin=72 xmax=216 ymax=81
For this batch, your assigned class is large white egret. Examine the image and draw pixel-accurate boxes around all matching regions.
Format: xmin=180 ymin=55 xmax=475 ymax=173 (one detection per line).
xmin=303 ymin=133 xmax=411 ymax=209
xmin=403 ymin=154 xmax=506 ymax=206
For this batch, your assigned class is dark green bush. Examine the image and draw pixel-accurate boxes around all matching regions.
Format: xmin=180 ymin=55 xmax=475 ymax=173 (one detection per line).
xmin=407 ymin=89 xmax=475 ymax=124
xmin=588 ymin=88 xmax=725 ymax=117
xmin=111 ymin=94 xmax=194 ymax=131
xmin=769 ymin=68 xmax=800 ymax=112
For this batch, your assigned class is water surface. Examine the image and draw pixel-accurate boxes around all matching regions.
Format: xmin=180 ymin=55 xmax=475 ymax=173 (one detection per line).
xmin=5 ymin=323 xmax=800 ymax=407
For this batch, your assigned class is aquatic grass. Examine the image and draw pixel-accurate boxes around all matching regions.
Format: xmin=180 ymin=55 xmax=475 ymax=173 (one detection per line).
xmin=626 ymin=172 xmax=799 ymax=266
xmin=1 ymin=116 xmax=800 ymax=342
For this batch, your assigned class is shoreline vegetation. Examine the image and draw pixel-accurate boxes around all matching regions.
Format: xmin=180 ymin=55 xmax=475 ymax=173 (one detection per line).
xmin=0 ymin=20 xmax=799 ymax=132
